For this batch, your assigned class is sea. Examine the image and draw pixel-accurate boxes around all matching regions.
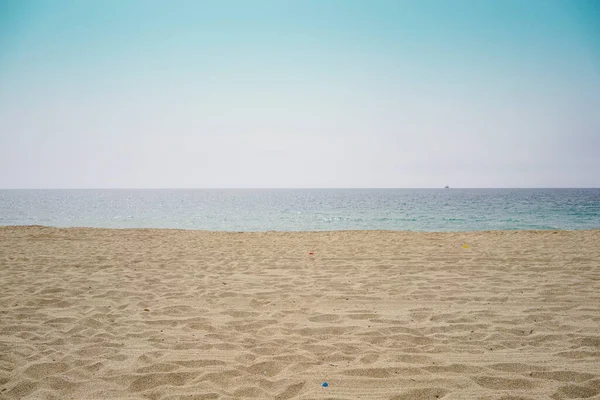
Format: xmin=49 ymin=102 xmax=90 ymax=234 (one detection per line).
xmin=0 ymin=189 xmax=599 ymax=232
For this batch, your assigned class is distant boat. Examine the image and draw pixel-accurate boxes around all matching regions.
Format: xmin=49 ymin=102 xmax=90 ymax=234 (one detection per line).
xmin=444 ymin=185 xmax=450 ymax=189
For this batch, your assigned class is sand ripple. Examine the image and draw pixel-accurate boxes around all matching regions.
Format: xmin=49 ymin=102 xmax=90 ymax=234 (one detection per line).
xmin=1 ymin=227 xmax=599 ymax=399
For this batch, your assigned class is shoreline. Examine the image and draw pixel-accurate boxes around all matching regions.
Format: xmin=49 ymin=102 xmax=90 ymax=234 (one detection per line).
xmin=3 ymin=224 xmax=600 ymax=234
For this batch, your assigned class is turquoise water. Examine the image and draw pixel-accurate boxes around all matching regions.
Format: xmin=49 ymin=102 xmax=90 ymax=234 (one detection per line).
xmin=0 ymin=189 xmax=599 ymax=231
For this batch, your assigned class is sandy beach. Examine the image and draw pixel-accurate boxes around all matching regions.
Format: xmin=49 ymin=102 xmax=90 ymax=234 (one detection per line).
xmin=1 ymin=226 xmax=599 ymax=399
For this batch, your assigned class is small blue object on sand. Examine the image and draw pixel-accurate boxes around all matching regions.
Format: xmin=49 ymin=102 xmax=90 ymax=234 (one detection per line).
xmin=322 ymin=382 xmax=328 ymax=387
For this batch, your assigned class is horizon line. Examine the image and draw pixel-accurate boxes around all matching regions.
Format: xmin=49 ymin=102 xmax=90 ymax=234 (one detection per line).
xmin=1 ymin=187 xmax=599 ymax=190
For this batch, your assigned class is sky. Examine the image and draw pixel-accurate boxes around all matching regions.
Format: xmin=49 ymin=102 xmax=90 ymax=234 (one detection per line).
xmin=1 ymin=0 xmax=599 ymax=188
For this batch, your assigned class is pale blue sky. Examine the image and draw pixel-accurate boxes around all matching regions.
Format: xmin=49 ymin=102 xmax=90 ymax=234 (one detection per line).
xmin=1 ymin=0 xmax=599 ymax=188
